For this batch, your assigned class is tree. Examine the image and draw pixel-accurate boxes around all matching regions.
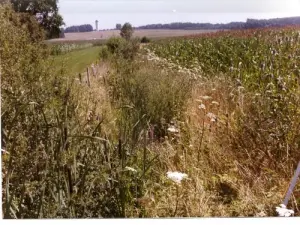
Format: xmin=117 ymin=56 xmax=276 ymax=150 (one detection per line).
xmin=64 ymin=24 xmax=93 ymax=33
xmin=10 ymin=0 xmax=64 ymax=39
xmin=59 ymin=28 xmax=65 ymax=38
xmin=120 ymin=22 xmax=133 ymax=40
xmin=116 ymin=23 xmax=121 ymax=30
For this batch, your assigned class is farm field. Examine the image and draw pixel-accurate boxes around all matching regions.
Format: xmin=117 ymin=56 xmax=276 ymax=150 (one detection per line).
xmin=50 ymin=46 xmax=101 ymax=75
xmin=48 ymin=29 xmax=219 ymax=42
xmin=2 ymin=3 xmax=300 ymax=218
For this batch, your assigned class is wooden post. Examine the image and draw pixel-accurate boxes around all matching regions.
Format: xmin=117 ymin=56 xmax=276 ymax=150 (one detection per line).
xmin=87 ymin=67 xmax=90 ymax=87
xmin=78 ymin=73 xmax=82 ymax=83
xmin=92 ymin=65 xmax=96 ymax=77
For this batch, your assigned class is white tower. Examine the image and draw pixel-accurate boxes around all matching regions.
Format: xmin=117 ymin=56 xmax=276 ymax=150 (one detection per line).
xmin=95 ymin=20 xmax=98 ymax=31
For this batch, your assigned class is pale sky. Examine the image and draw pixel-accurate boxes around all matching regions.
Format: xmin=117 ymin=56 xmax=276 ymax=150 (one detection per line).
xmin=58 ymin=0 xmax=300 ymax=29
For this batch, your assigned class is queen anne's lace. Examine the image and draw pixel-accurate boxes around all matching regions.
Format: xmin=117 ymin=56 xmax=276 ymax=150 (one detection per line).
xmin=125 ymin=166 xmax=137 ymax=173
xmin=167 ymin=171 xmax=188 ymax=184
xmin=275 ymin=204 xmax=294 ymax=217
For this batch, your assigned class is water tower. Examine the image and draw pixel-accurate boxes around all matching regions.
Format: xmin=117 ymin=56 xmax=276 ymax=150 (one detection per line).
xmin=95 ymin=20 xmax=98 ymax=31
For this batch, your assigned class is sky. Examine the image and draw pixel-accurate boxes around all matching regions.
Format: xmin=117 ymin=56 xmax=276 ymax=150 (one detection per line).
xmin=58 ymin=0 xmax=300 ymax=29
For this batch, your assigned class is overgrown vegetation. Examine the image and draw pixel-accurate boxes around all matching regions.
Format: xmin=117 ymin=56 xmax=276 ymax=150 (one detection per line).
xmin=1 ymin=3 xmax=300 ymax=219
xmin=10 ymin=0 xmax=64 ymax=39
xmin=143 ymin=27 xmax=300 ymax=216
xmin=1 ymin=5 xmax=191 ymax=218
xmin=147 ymin=28 xmax=300 ymax=172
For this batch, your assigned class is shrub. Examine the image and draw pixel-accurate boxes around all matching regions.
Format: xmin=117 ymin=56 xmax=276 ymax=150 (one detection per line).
xmin=106 ymin=36 xmax=126 ymax=54
xmin=105 ymin=37 xmax=140 ymax=61
xmin=141 ymin=36 xmax=150 ymax=43
xmin=99 ymin=45 xmax=110 ymax=60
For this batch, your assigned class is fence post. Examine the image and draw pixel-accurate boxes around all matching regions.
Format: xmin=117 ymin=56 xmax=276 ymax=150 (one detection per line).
xmin=78 ymin=73 xmax=82 ymax=83
xmin=92 ymin=65 xmax=96 ymax=77
xmin=87 ymin=67 xmax=90 ymax=87
xmin=283 ymin=161 xmax=300 ymax=206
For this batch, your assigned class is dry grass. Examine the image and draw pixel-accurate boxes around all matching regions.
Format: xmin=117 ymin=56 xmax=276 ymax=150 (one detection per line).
xmin=138 ymin=74 xmax=298 ymax=217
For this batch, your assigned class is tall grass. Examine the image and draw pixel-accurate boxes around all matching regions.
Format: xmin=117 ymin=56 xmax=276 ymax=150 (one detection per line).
xmin=1 ymin=4 xmax=300 ymax=218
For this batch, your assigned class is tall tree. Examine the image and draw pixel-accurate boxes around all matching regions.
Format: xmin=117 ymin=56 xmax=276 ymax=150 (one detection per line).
xmin=120 ymin=22 xmax=133 ymax=40
xmin=10 ymin=0 xmax=64 ymax=39
xmin=116 ymin=23 xmax=121 ymax=30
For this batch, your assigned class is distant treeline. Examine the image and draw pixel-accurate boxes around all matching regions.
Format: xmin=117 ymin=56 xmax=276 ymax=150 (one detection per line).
xmin=64 ymin=24 xmax=94 ymax=33
xmin=137 ymin=17 xmax=300 ymax=30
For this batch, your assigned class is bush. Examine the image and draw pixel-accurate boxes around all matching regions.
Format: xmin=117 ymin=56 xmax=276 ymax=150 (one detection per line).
xmin=106 ymin=36 xmax=126 ymax=54
xmin=99 ymin=45 xmax=110 ymax=60
xmin=141 ymin=36 xmax=150 ymax=43
xmin=105 ymin=37 xmax=140 ymax=61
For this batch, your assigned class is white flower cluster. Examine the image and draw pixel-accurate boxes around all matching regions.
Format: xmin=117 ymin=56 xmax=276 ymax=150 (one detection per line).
xmin=144 ymin=49 xmax=201 ymax=80
xmin=167 ymin=171 xmax=188 ymax=184
xmin=198 ymin=103 xmax=206 ymax=110
xmin=167 ymin=125 xmax=179 ymax=133
xmin=124 ymin=166 xmax=137 ymax=173
xmin=207 ymin=112 xmax=217 ymax=122
xmin=275 ymin=204 xmax=294 ymax=217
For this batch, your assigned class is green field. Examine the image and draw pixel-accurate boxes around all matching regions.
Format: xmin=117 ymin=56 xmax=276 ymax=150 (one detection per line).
xmin=50 ymin=46 xmax=101 ymax=76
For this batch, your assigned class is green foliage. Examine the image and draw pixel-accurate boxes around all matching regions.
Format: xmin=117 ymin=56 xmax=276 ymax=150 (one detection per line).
xmin=99 ymin=45 xmax=110 ymax=60
xmin=106 ymin=36 xmax=126 ymax=54
xmin=116 ymin=23 xmax=122 ymax=30
xmin=107 ymin=56 xmax=192 ymax=143
xmin=3 ymin=4 xmax=45 ymax=42
xmin=2 ymin=3 xmax=300 ymax=217
xmin=0 ymin=6 xmax=146 ymax=218
xmin=141 ymin=36 xmax=150 ymax=43
xmin=10 ymin=0 xmax=64 ymax=39
xmin=147 ymin=28 xmax=300 ymax=173
xmin=120 ymin=22 xmax=134 ymax=40
xmin=117 ymin=38 xmax=140 ymax=60
xmin=64 ymin=24 xmax=93 ymax=33
xmin=105 ymin=37 xmax=140 ymax=61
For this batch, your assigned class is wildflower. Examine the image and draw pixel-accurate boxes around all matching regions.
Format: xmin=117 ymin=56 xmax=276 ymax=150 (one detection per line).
xmin=207 ymin=112 xmax=217 ymax=122
xmin=211 ymin=101 xmax=219 ymax=106
xmin=275 ymin=204 xmax=294 ymax=217
xmin=198 ymin=104 xmax=206 ymax=110
xmin=167 ymin=171 xmax=188 ymax=184
xmin=167 ymin=125 xmax=179 ymax=133
xmin=125 ymin=166 xmax=137 ymax=173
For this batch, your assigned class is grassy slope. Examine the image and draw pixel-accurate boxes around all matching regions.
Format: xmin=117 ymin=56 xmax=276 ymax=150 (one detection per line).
xmin=50 ymin=46 xmax=101 ymax=76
